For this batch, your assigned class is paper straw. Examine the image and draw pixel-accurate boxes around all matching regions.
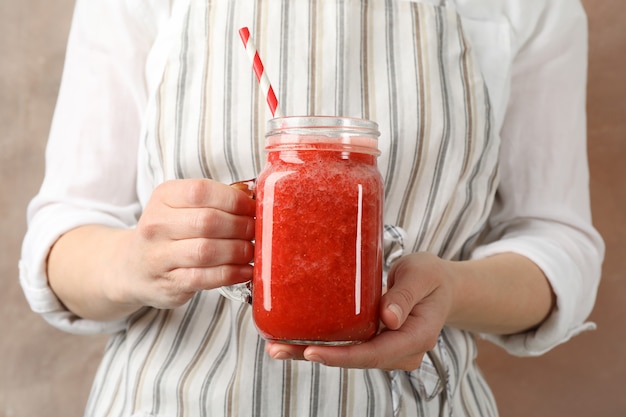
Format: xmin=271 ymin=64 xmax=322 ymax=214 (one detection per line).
xmin=239 ymin=27 xmax=284 ymax=118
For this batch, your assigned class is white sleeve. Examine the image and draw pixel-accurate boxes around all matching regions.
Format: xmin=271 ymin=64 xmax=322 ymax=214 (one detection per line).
xmin=471 ymin=0 xmax=605 ymax=356
xmin=19 ymin=0 xmax=168 ymax=334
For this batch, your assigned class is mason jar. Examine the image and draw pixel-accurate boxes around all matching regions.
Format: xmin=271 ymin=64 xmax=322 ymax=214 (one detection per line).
xmin=252 ymin=116 xmax=384 ymax=345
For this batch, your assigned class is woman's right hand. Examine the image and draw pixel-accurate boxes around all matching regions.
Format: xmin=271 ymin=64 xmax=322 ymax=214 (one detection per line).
xmin=48 ymin=179 xmax=256 ymax=320
xmin=112 ymin=179 xmax=256 ymax=309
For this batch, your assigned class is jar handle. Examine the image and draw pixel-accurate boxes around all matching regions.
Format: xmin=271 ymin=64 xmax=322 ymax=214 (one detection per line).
xmin=218 ymin=179 xmax=256 ymax=305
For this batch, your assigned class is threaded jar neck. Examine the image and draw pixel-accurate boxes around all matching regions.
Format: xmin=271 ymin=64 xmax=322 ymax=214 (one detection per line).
xmin=265 ymin=116 xmax=381 ymax=156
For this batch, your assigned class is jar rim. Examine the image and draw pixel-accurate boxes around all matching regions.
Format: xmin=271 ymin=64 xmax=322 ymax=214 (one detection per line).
xmin=265 ymin=116 xmax=381 ymax=155
xmin=266 ymin=116 xmax=380 ymax=137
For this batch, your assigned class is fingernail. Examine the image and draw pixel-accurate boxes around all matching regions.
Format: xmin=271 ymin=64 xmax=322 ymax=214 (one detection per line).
xmin=273 ymin=351 xmax=293 ymax=361
xmin=304 ymin=353 xmax=325 ymax=365
xmin=388 ymin=303 xmax=402 ymax=322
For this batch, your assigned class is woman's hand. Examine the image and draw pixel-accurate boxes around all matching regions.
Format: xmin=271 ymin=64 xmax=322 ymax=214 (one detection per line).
xmin=265 ymin=251 xmax=555 ymax=371
xmin=48 ymin=179 xmax=256 ymax=320
xmin=110 ymin=179 xmax=256 ymax=309
xmin=266 ymin=252 xmax=457 ymax=371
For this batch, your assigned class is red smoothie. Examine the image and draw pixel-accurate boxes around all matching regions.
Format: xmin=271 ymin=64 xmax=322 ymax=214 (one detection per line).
xmin=252 ymin=118 xmax=383 ymax=345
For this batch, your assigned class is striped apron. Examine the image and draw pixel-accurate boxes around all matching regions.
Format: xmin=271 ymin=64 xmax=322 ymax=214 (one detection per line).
xmin=87 ymin=0 xmax=500 ymax=416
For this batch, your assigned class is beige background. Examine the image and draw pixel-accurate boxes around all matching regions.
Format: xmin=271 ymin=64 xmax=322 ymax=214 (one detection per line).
xmin=1 ymin=1 xmax=624 ymax=416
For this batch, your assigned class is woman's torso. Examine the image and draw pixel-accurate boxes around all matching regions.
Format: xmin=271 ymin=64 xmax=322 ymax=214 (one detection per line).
xmin=88 ymin=1 xmax=503 ymax=415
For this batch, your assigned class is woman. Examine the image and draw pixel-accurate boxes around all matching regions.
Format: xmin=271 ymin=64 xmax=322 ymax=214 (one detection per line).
xmin=20 ymin=0 xmax=603 ymax=415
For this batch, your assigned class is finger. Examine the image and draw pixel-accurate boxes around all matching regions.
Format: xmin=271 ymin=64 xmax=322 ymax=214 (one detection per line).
xmin=265 ymin=341 xmax=307 ymax=361
xmin=158 ymin=179 xmax=256 ymax=215
xmin=382 ymin=260 xmax=437 ymax=330
xmin=169 ymin=208 xmax=255 ymax=240
xmin=266 ymin=320 xmax=424 ymax=369
xmin=302 ymin=315 xmax=434 ymax=371
xmin=136 ymin=265 xmax=250 ymax=307
xmin=168 ymin=263 xmax=254 ymax=292
xmin=138 ymin=203 xmax=255 ymax=241
xmin=266 ymin=311 xmax=440 ymax=371
xmin=165 ymin=238 xmax=254 ymax=269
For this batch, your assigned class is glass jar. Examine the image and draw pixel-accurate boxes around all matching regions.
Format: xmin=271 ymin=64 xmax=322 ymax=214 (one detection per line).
xmin=252 ymin=116 xmax=384 ymax=345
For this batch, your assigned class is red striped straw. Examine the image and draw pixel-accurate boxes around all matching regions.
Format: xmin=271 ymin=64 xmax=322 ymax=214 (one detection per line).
xmin=239 ymin=27 xmax=284 ymax=118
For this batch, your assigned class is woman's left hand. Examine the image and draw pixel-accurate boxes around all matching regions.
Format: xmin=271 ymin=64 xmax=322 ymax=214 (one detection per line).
xmin=265 ymin=252 xmax=457 ymax=371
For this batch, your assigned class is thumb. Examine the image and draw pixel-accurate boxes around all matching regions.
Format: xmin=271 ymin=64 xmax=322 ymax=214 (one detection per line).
xmin=381 ymin=253 xmax=444 ymax=331
xmin=380 ymin=261 xmax=421 ymax=330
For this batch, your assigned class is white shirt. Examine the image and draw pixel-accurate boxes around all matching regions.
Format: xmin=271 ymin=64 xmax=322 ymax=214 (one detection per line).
xmin=19 ymin=0 xmax=604 ymax=415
